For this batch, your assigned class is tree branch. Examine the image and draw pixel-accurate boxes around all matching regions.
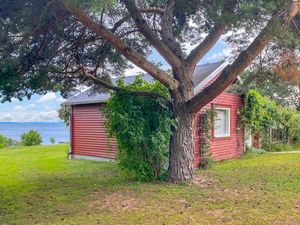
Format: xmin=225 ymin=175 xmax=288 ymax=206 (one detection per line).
xmin=161 ymin=0 xmax=184 ymax=60
xmin=188 ymin=0 xmax=300 ymax=113
xmin=185 ymin=0 xmax=238 ymax=74
xmin=139 ymin=7 xmax=165 ymax=14
xmin=110 ymin=8 xmax=165 ymax=32
xmin=123 ymin=0 xmax=183 ymax=69
xmin=185 ymin=23 xmax=227 ymax=74
xmin=80 ymin=67 xmax=168 ymax=100
xmin=60 ymin=0 xmax=179 ymax=90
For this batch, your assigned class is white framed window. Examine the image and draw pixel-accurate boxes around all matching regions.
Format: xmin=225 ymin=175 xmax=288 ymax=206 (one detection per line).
xmin=214 ymin=108 xmax=230 ymax=138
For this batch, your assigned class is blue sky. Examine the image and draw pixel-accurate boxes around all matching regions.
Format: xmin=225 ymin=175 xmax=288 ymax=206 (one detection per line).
xmin=0 ymin=40 xmax=230 ymax=122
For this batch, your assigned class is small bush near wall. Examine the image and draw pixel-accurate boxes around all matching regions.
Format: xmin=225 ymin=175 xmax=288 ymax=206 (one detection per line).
xmin=21 ymin=129 xmax=42 ymax=146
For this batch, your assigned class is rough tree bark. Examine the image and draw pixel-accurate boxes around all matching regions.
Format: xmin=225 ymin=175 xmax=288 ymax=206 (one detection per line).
xmin=168 ymin=108 xmax=194 ymax=182
xmin=168 ymin=68 xmax=195 ymax=182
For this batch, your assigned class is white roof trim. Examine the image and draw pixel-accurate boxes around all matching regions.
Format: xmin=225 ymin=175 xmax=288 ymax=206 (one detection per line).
xmin=194 ymin=61 xmax=229 ymax=94
xmin=63 ymin=99 xmax=107 ymax=106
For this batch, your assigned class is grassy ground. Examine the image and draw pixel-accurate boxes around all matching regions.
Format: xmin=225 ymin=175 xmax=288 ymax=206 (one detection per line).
xmin=0 ymin=145 xmax=300 ymax=225
xmin=266 ymin=143 xmax=300 ymax=152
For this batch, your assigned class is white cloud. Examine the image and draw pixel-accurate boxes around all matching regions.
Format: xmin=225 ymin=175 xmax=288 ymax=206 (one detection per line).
xmin=124 ymin=63 xmax=146 ymax=76
xmin=182 ymin=43 xmax=198 ymax=55
xmin=37 ymin=92 xmax=57 ymax=103
xmin=43 ymin=106 xmax=52 ymax=111
xmin=28 ymin=104 xmax=36 ymax=108
xmin=0 ymin=108 xmax=59 ymax=122
xmin=37 ymin=110 xmax=59 ymax=122
xmin=0 ymin=113 xmax=14 ymax=122
xmin=57 ymin=97 xmax=66 ymax=104
xmin=0 ymin=109 xmax=59 ymax=122
xmin=14 ymin=105 xmax=26 ymax=111
xmin=208 ymin=47 xmax=232 ymax=61
xmin=11 ymin=98 xmax=19 ymax=103
xmin=1 ymin=92 xmax=65 ymax=122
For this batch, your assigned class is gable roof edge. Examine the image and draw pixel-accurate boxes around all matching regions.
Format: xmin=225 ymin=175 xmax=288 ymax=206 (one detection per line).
xmin=194 ymin=61 xmax=229 ymax=94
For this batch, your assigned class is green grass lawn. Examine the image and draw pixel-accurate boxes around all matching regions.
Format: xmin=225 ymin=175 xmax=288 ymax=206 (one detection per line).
xmin=1 ymin=145 xmax=300 ymax=225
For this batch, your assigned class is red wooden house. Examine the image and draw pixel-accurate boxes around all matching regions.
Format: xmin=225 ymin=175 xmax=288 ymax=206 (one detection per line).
xmin=64 ymin=61 xmax=244 ymax=167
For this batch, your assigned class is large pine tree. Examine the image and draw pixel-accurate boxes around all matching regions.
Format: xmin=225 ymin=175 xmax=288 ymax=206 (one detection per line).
xmin=0 ymin=0 xmax=299 ymax=182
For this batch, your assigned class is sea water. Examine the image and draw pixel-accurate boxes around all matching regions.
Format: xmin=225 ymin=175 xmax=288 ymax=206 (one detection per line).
xmin=0 ymin=122 xmax=69 ymax=145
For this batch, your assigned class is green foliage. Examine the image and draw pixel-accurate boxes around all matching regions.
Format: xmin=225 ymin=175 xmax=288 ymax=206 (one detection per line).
xmin=240 ymin=90 xmax=300 ymax=146
xmin=239 ymin=90 xmax=278 ymax=134
xmin=76 ymin=0 xmax=117 ymax=11
xmin=198 ymin=109 xmax=216 ymax=169
xmin=103 ymin=76 xmax=174 ymax=181
xmin=0 ymin=0 xmax=298 ymax=103
xmin=264 ymin=142 xmax=300 ymax=152
xmin=49 ymin=137 xmax=56 ymax=144
xmin=21 ymin=129 xmax=42 ymax=146
xmin=277 ymin=107 xmax=300 ymax=143
xmin=0 ymin=134 xmax=7 ymax=149
xmin=245 ymin=146 xmax=266 ymax=154
xmin=58 ymin=105 xmax=71 ymax=127
xmin=230 ymin=67 xmax=300 ymax=111
xmin=0 ymin=134 xmax=21 ymax=149
xmin=264 ymin=143 xmax=285 ymax=152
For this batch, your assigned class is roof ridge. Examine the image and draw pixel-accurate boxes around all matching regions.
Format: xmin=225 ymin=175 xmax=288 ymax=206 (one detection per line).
xmin=196 ymin=60 xmax=225 ymax=67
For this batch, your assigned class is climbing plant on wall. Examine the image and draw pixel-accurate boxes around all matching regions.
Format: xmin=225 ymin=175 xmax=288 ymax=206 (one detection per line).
xmin=103 ymin=76 xmax=175 ymax=181
xmin=198 ymin=109 xmax=216 ymax=169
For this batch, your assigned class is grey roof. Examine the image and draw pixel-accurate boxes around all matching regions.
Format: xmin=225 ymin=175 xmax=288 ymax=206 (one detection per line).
xmin=192 ymin=61 xmax=224 ymax=86
xmin=64 ymin=61 xmax=225 ymax=105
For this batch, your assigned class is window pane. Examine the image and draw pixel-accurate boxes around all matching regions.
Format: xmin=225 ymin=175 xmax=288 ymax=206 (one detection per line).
xmin=215 ymin=109 xmax=229 ymax=137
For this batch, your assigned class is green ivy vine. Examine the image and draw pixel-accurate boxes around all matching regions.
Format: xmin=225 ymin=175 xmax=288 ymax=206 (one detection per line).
xmin=199 ymin=108 xmax=216 ymax=169
xmin=103 ymin=76 xmax=175 ymax=181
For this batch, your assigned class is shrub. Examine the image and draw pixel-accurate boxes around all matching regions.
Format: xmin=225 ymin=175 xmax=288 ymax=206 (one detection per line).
xmin=21 ymin=129 xmax=42 ymax=146
xmin=263 ymin=142 xmax=300 ymax=152
xmin=264 ymin=143 xmax=284 ymax=152
xmin=49 ymin=137 xmax=56 ymax=144
xmin=0 ymin=134 xmax=6 ymax=148
xmin=0 ymin=135 xmax=21 ymax=149
xmin=239 ymin=90 xmax=278 ymax=135
xmin=245 ymin=146 xmax=266 ymax=154
xmin=58 ymin=105 xmax=71 ymax=127
xmin=103 ymin=76 xmax=174 ymax=181
xmin=277 ymin=107 xmax=300 ymax=144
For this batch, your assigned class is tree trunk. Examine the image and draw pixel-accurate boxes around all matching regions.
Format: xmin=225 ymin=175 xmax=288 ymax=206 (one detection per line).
xmin=168 ymin=108 xmax=194 ymax=183
xmin=286 ymin=128 xmax=290 ymax=145
xmin=167 ymin=68 xmax=195 ymax=183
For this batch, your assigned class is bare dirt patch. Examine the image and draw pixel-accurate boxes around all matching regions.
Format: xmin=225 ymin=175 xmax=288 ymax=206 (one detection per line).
xmin=191 ymin=173 xmax=217 ymax=188
xmin=205 ymin=208 xmax=226 ymax=218
xmin=175 ymin=198 xmax=192 ymax=209
xmin=89 ymin=190 xmax=144 ymax=211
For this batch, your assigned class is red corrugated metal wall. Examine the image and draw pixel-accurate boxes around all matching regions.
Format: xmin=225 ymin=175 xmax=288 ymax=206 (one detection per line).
xmin=194 ymin=92 xmax=244 ymax=167
xmin=71 ymin=103 xmax=117 ymax=159
xmin=71 ymin=93 xmax=243 ymax=166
